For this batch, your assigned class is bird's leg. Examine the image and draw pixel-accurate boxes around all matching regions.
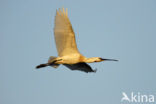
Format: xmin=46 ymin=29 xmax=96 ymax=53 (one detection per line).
xmin=36 ymin=63 xmax=49 ymax=69
xmin=49 ymin=60 xmax=57 ymax=65
xmin=36 ymin=59 xmax=62 ymax=69
xmin=49 ymin=59 xmax=62 ymax=65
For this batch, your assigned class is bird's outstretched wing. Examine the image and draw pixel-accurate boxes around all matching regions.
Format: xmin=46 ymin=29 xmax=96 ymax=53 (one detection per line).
xmin=63 ymin=63 xmax=96 ymax=73
xmin=54 ymin=8 xmax=80 ymax=57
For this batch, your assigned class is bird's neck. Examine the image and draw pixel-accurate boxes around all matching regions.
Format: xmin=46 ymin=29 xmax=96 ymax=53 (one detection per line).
xmin=84 ymin=57 xmax=97 ymax=63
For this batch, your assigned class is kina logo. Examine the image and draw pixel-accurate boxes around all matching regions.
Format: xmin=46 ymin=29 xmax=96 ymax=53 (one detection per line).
xmin=121 ymin=92 xmax=155 ymax=103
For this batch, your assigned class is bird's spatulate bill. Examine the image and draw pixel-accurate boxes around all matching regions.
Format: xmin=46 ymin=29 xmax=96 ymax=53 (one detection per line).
xmin=100 ymin=58 xmax=118 ymax=61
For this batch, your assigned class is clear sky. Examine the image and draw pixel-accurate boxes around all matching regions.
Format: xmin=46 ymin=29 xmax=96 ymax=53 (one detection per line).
xmin=1 ymin=0 xmax=156 ymax=104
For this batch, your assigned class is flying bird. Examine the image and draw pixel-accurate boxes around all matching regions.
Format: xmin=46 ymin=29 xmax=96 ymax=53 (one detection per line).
xmin=36 ymin=8 xmax=118 ymax=73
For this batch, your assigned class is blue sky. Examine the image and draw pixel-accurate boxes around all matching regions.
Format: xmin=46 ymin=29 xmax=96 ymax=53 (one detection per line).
xmin=1 ymin=0 xmax=156 ymax=104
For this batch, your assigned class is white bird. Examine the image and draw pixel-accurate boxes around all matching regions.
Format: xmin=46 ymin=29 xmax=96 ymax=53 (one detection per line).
xmin=36 ymin=8 xmax=118 ymax=73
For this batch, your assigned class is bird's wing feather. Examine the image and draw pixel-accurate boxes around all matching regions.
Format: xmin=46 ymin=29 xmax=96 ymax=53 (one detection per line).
xmin=63 ymin=63 xmax=96 ymax=73
xmin=54 ymin=8 xmax=80 ymax=57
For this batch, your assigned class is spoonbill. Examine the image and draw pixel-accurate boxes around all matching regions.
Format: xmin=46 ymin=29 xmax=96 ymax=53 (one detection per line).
xmin=36 ymin=8 xmax=118 ymax=73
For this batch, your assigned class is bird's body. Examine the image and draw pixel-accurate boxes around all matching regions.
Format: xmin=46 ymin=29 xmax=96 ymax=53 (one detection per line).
xmin=54 ymin=53 xmax=83 ymax=64
xmin=36 ymin=8 xmax=118 ymax=73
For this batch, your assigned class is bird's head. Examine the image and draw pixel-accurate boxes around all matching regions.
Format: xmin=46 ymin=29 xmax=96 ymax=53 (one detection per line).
xmin=85 ymin=57 xmax=118 ymax=63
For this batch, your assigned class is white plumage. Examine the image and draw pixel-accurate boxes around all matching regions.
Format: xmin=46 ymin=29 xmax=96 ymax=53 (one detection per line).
xmin=36 ymin=8 xmax=118 ymax=73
